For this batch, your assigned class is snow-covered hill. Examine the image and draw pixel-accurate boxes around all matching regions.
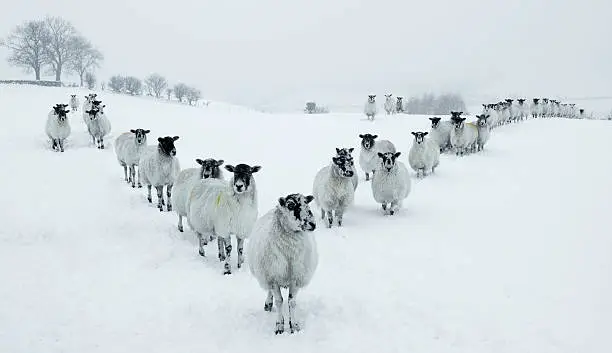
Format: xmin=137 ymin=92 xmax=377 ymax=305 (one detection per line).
xmin=1 ymin=85 xmax=611 ymax=353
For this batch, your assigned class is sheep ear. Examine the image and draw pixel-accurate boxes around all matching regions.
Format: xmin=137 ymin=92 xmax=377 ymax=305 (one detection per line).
xmin=411 ymin=132 xmax=417 ymax=136
xmin=130 ymin=129 xmax=136 ymax=133
xmin=172 ymin=136 xmax=179 ymax=141
xmin=278 ymin=197 xmax=286 ymax=207
xmin=358 ymin=134 xmax=364 ymax=138
xmin=305 ymin=195 xmax=314 ymax=204
xmin=195 ymin=158 xmax=204 ymax=165
xmin=394 ymin=152 xmax=401 ymax=158
xmin=336 ymin=148 xmax=341 ymax=154
xmin=144 ymin=130 xmax=150 ymax=134
xmin=250 ymin=165 xmax=261 ymax=173
xmin=158 ymin=137 xmax=163 ymax=142
xmin=348 ymin=147 xmax=354 ymax=152
xmin=372 ymin=135 xmax=378 ymax=139
xmin=224 ymin=165 xmax=235 ymax=172
xmin=422 ymin=132 xmax=428 ymax=136
xmin=377 ymin=152 xmax=384 ymax=158
xmin=65 ymin=110 xmax=70 ymax=113
xmin=216 ymin=159 xmax=224 ymax=166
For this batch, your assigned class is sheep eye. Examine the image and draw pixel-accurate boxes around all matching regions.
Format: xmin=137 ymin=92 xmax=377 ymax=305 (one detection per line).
xmin=286 ymin=201 xmax=295 ymax=210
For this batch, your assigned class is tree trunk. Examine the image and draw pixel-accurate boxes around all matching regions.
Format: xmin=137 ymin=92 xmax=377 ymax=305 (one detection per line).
xmin=79 ymin=72 xmax=84 ymax=87
xmin=55 ymin=65 xmax=62 ymax=82
xmin=35 ymin=67 xmax=41 ymax=80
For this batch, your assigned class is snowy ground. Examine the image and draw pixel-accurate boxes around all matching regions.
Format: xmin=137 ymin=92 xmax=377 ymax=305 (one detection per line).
xmin=1 ymin=85 xmax=611 ymax=353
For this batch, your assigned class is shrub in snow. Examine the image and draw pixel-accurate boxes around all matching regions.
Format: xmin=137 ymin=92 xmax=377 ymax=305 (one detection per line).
xmin=358 ymin=133 xmax=396 ymax=181
xmin=449 ymin=112 xmax=477 ymax=156
xmin=371 ymin=151 xmax=411 ymax=215
xmin=114 ymin=129 xmax=151 ymax=188
xmin=312 ymin=154 xmax=355 ymax=228
xmin=186 ymin=163 xmax=261 ymax=274
xmin=475 ymin=114 xmax=491 ymax=151
xmin=171 ymin=158 xmax=224 ymax=233
xmin=84 ymin=106 xmax=111 ymax=149
xmin=335 ymin=147 xmax=358 ymax=190
xmin=428 ymin=117 xmax=453 ymax=153
xmin=138 ymin=136 xmax=181 ymax=212
xmin=408 ymin=131 xmax=440 ymax=178
xmin=69 ymin=94 xmax=79 ymax=112
xmin=247 ymin=193 xmax=317 ymax=335
xmin=364 ymin=94 xmax=378 ymax=120
xmin=45 ymin=104 xmax=71 ymax=152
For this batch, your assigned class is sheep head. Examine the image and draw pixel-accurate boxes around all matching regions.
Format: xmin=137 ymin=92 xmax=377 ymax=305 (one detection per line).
xmin=225 ymin=163 xmax=261 ymax=194
xmin=277 ymin=193 xmax=316 ymax=232
xmin=196 ymin=158 xmax=224 ymax=179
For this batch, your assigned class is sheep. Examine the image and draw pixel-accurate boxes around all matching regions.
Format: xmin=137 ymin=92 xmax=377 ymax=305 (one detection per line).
xmin=335 ymin=147 xmax=359 ymax=190
xmin=408 ymin=131 xmax=440 ymax=178
xmin=383 ymin=94 xmax=395 ymax=115
xmin=358 ymin=133 xmax=396 ymax=181
xmin=69 ymin=94 xmax=79 ymax=112
xmin=138 ymin=136 xmax=181 ymax=212
xmin=364 ymin=94 xmax=378 ymax=121
xmin=475 ymin=114 xmax=491 ymax=151
xmin=186 ymin=163 xmax=261 ymax=274
xmin=396 ymin=96 xmax=404 ymax=113
xmin=449 ymin=112 xmax=478 ymax=156
xmin=171 ymin=158 xmax=224 ymax=234
xmin=371 ymin=151 xmax=411 ymax=215
xmin=531 ymin=98 xmax=541 ymax=119
xmin=84 ymin=106 xmax=111 ymax=149
xmin=45 ymin=104 xmax=71 ymax=152
xmin=428 ymin=117 xmax=453 ymax=152
xmin=312 ymin=154 xmax=355 ymax=228
xmin=246 ymin=193 xmax=317 ymax=335
xmin=114 ymin=129 xmax=151 ymax=188
xmin=516 ymin=99 xmax=529 ymax=121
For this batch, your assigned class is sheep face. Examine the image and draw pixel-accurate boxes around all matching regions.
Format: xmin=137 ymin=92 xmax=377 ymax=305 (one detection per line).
xmin=157 ymin=136 xmax=179 ymax=156
xmin=52 ymin=105 xmax=70 ymax=122
xmin=130 ymin=129 xmax=150 ymax=145
xmin=505 ymin=99 xmax=514 ymax=104
xmin=85 ymin=108 xmax=101 ymax=120
xmin=196 ymin=158 xmax=224 ymax=178
xmin=517 ymin=99 xmax=526 ymax=105
xmin=451 ymin=116 xmax=466 ymax=130
xmin=543 ymin=98 xmax=549 ymax=103
xmin=335 ymin=147 xmax=354 ymax=158
xmin=411 ymin=131 xmax=429 ymax=145
xmin=225 ymin=164 xmax=261 ymax=194
xmin=377 ymin=151 xmax=401 ymax=172
xmin=359 ymin=133 xmax=378 ymax=150
xmin=533 ymin=98 xmax=540 ymax=104
xmin=476 ymin=115 xmax=489 ymax=127
xmin=277 ymin=193 xmax=316 ymax=232
xmin=384 ymin=94 xmax=392 ymax=98
xmin=429 ymin=117 xmax=441 ymax=128
xmin=331 ymin=155 xmax=354 ymax=177
xmin=367 ymin=95 xmax=376 ymax=103
xmin=397 ymin=97 xmax=403 ymax=103
xmin=579 ymin=109 xmax=585 ymax=114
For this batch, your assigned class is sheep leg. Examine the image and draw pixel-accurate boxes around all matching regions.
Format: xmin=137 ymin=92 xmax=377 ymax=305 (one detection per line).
xmin=264 ymin=290 xmax=274 ymax=312
xmin=326 ymin=211 xmax=333 ymax=228
xmin=197 ymin=232 xmax=210 ymax=256
xmin=135 ymin=167 xmax=142 ymax=188
xmin=58 ymin=139 xmax=65 ymax=152
xmin=178 ymin=215 xmax=184 ymax=232
xmin=166 ymin=184 xmax=173 ymax=211
xmin=146 ymin=185 xmax=152 ymax=203
xmin=129 ymin=165 xmax=136 ymax=188
xmin=236 ymin=237 xmax=245 ymax=268
xmin=122 ymin=163 xmax=128 ymax=183
xmin=382 ymin=202 xmax=388 ymax=212
xmin=320 ymin=209 xmax=325 ymax=220
xmin=389 ymin=200 xmax=399 ymax=215
xmin=365 ymin=172 xmax=370 ymax=181
xmin=335 ymin=208 xmax=344 ymax=226
xmin=155 ymin=185 xmax=164 ymax=211
xmin=51 ymin=139 xmax=57 ymax=151
xmin=272 ymin=285 xmax=285 ymax=334
xmin=223 ymin=238 xmax=233 ymax=275
xmin=217 ymin=237 xmax=226 ymax=262
xmin=288 ymin=284 xmax=301 ymax=333
xmin=100 ymin=137 xmax=105 ymax=149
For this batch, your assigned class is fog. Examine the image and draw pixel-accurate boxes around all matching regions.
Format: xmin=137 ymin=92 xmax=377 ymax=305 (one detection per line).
xmin=1 ymin=0 xmax=611 ymax=111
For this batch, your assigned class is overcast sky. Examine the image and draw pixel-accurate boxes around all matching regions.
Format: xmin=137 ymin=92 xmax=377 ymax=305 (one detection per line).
xmin=1 ymin=0 xmax=611 ymax=110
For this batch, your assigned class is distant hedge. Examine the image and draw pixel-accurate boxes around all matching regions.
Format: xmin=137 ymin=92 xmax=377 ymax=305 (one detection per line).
xmin=0 ymin=80 xmax=62 ymax=87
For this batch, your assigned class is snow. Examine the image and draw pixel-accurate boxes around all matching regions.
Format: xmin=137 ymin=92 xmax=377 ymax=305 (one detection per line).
xmin=1 ymin=84 xmax=611 ymax=353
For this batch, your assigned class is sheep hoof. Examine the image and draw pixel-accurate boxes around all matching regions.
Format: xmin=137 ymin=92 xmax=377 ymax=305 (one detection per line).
xmin=264 ymin=303 xmax=273 ymax=312
xmin=218 ymin=254 xmax=226 ymax=262
xmin=167 ymin=205 xmax=172 ymax=212
xmin=147 ymin=197 xmax=152 ymax=203
xmin=178 ymin=225 xmax=183 ymax=232
xmin=223 ymin=264 xmax=232 ymax=275
xmin=198 ymin=249 xmax=205 ymax=257
xmin=138 ymin=184 xmax=142 ymax=188
xmin=289 ymin=321 xmax=301 ymax=333
xmin=275 ymin=322 xmax=285 ymax=335
xmin=390 ymin=210 xmax=395 ymax=215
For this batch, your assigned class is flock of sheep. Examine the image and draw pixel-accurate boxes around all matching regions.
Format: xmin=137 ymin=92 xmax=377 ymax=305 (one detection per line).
xmin=43 ymin=91 xmax=582 ymax=335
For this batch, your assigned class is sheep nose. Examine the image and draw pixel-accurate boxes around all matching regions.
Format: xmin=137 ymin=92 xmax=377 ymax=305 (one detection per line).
xmin=307 ymin=222 xmax=316 ymax=231
xmin=171 ymin=149 xmax=176 ymax=156
xmin=236 ymin=184 xmax=244 ymax=191
xmin=346 ymin=171 xmax=354 ymax=177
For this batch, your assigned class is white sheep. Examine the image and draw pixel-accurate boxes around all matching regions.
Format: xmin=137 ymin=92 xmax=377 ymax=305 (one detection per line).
xmin=449 ymin=112 xmax=478 ymax=156
xmin=138 ymin=136 xmax=181 ymax=212
xmin=428 ymin=117 xmax=453 ymax=152
xmin=364 ymin=94 xmax=378 ymax=121
xmin=247 ymin=193 xmax=317 ymax=335
xmin=45 ymin=104 xmax=71 ymax=152
xmin=383 ymin=94 xmax=395 ymax=115
xmin=69 ymin=94 xmax=79 ymax=112
xmin=84 ymin=106 xmax=111 ymax=149
xmin=396 ymin=96 xmax=404 ymax=113
xmin=531 ymin=98 xmax=541 ymax=118
xmin=186 ymin=163 xmax=261 ymax=274
xmin=171 ymin=158 xmax=224 ymax=235
xmin=371 ymin=151 xmax=411 ymax=215
xmin=358 ymin=133 xmax=396 ymax=181
xmin=82 ymin=94 xmax=95 ymax=125
xmin=335 ymin=147 xmax=359 ymax=190
xmin=312 ymin=154 xmax=355 ymax=228
xmin=475 ymin=114 xmax=491 ymax=151
xmin=114 ymin=129 xmax=151 ymax=188
xmin=408 ymin=131 xmax=440 ymax=178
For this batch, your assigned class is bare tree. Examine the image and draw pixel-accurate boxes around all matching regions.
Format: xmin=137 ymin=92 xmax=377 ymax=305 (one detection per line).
xmin=173 ymin=83 xmax=189 ymax=103
xmin=85 ymin=72 xmax=96 ymax=89
xmin=124 ymin=76 xmax=143 ymax=95
xmin=69 ymin=36 xmax=103 ymax=87
xmin=0 ymin=20 xmax=50 ymax=80
xmin=43 ymin=16 xmax=77 ymax=81
xmin=144 ymin=73 xmax=168 ymax=99
xmin=166 ymin=88 xmax=172 ymax=100
xmin=108 ymin=75 xmax=125 ymax=93
xmin=186 ymin=86 xmax=202 ymax=105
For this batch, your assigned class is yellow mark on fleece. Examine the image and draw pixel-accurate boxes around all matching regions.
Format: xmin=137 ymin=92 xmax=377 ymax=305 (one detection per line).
xmin=466 ymin=122 xmax=478 ymax=131
xmin=215 ymin=193 xmax=222 ymax=206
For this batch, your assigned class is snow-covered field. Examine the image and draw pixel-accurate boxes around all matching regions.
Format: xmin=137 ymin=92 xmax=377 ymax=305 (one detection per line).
xmin=1 ymin=85 xmax=611 ymax=353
